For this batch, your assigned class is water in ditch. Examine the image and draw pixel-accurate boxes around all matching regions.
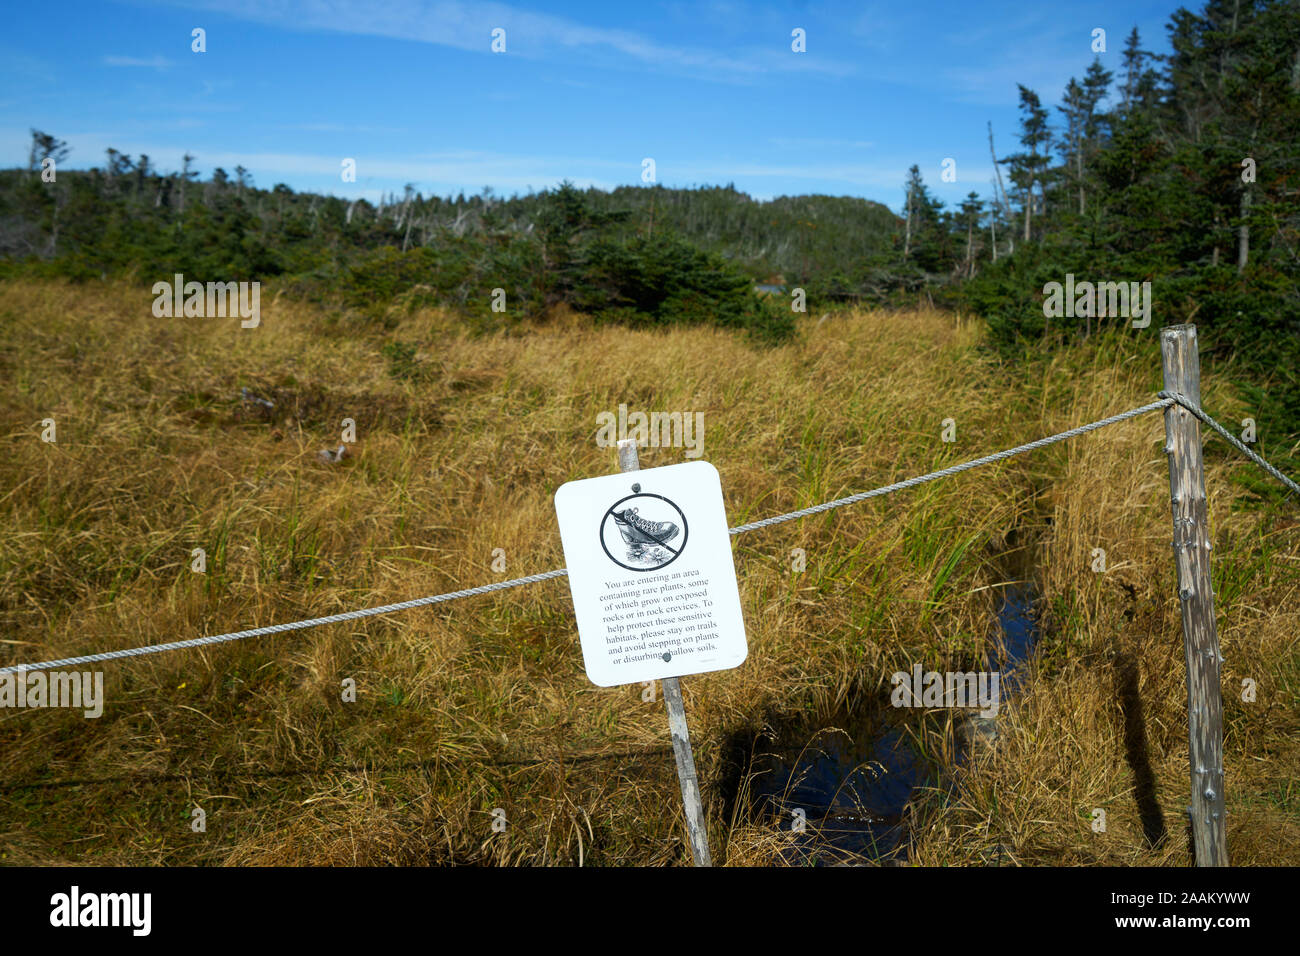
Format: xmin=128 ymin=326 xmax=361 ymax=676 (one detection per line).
xmin=741 ymin=571 xmax=1040 ymax=865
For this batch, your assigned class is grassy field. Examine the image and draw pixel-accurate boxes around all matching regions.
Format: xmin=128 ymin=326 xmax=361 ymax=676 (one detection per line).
xmin=1 ymin=278 xmax=1296 ymax=866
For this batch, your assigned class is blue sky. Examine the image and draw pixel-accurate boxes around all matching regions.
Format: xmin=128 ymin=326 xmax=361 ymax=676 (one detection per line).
xmin=1 ymin=0 xmax=1179 ymax=213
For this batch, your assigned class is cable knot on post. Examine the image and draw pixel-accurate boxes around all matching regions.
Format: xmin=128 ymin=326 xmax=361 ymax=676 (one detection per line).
xmin=1156 ymin=389 xmax=1196 ymax=412
xmin=1157 ymin=391 xmax=1300 ymax=499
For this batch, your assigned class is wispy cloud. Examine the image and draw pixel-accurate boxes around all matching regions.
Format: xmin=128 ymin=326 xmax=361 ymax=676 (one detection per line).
xmin=163 ymin=0 xmax=854 ymax=82
xmin=0 ymin=48 xmax=58 ymax=83
xmin=0 ymin=114 xmax=1000 ymax=203
xmin=768 ymin=137 xmax=875 ymax=150
xmin=0 ymin=128 xmax=623 ymax=192
xmin=286 ymin=122 xmax=408 ymax=134
xmin=841 ymin=1 xmax=908 ymax=54
xmin=941 ymin=8 xmax=1062 ymax=48
xmin=942 ymin=59 xmax=1071 ymax=108
xmin=936 ymin=16 xmax=1101 ymax=106
xmin=103 ymin=55 xmax=174 ymax=69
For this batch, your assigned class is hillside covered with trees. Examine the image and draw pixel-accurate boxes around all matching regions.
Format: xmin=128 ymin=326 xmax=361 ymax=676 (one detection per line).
xmin=2 ymin=0 xmax=1297 ymax=449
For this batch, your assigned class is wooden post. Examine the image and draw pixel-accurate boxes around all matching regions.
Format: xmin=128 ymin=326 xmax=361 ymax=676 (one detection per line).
xmin=1160 ymin=324 xmax=1228 ymax=866
xmin=617 ymin=438 xmax=713 ymax=867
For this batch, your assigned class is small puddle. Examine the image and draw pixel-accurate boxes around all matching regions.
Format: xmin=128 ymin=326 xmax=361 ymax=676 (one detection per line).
xmin=992 ymin=581 xmax=1037 ymax=697
xmin=739 ymin=543 xmax=1041 ymax=864
xmin=745 ymin=706 xmax=928 ymax=864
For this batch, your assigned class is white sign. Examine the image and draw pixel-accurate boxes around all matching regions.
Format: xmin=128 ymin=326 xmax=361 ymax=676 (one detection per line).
xmin=554 ymin=460 xmax=748 ymax=687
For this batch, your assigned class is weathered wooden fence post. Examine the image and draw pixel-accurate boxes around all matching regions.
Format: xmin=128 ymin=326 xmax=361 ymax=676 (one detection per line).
xmin=617 ymin=438 xmax=713 ymax=867
xmin=1160 ymin=324 xmax=1228 ymax=866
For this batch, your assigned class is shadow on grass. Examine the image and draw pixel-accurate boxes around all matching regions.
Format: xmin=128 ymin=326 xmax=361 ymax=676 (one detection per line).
xmin=1113 ymin=651 xmax=1169 ymax=851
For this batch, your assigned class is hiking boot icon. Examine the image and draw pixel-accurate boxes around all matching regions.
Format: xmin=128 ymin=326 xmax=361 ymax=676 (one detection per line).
xmin=611 ymin=506 xmax=681 ymax=556
xmin=601 ymin=495 xmax=688 ymax=570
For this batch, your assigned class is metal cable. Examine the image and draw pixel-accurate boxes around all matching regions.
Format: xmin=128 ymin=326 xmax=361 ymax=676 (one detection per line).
xmin=6 ymin=393 xmax=1296 ymax=676
xmin=0 ymin=570 xmax=570 ymax=674
xmin=726 ymin=397 xmax=1176 ymax=534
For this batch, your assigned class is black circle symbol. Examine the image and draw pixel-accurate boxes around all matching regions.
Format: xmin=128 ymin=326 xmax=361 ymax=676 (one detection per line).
xmin=599 ymin=492 xmax=688 ymax=572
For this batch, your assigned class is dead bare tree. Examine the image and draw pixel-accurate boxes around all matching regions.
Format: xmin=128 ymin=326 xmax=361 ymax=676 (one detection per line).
xmin=178 ymin=153 xmax=196 ymax=214
xmin=903 ymin=177 xmax=913 ymax=260
xmin=987 ymin=122 xmax=1014 ymax=258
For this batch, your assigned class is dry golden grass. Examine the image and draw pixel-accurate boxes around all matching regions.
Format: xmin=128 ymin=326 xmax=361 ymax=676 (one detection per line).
xmin=0 ymin=278 xmax=1295 ymax=866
